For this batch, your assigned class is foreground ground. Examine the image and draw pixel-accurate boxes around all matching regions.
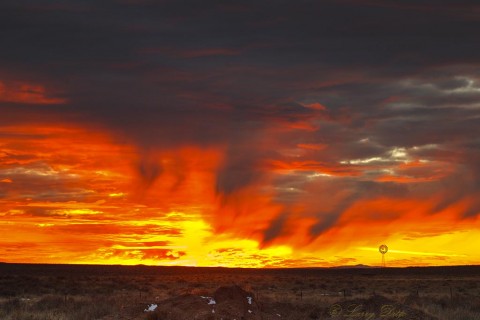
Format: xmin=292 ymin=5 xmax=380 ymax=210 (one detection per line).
xmin=0 ymin=263 xmax=479 ymax=320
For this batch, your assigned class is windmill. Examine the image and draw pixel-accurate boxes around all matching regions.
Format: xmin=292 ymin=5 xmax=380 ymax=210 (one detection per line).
xmin=379 ymin=244 xmax=388 ymax=267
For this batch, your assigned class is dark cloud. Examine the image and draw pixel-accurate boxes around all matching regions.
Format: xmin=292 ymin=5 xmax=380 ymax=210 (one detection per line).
xmin=136 ymin=154 xmax=163 ymax=188
xmin=215 ymin=142 xmax=266 ymax=195
xmin=306 ymin=180 xmax=409 ymax=236
xmin=0 ymin=161 xmax=94 ymax=201
xmin=262 ymin=212 xmax=288 ymax=245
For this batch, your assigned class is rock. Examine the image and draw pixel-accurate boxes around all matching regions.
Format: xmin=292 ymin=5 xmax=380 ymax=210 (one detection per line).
xmin=213 ymin=285 xmax=260 ymax=319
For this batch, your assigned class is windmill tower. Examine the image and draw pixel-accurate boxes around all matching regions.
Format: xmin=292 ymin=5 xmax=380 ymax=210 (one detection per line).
xmin=379 ymin=244 xmax=388 ymax=267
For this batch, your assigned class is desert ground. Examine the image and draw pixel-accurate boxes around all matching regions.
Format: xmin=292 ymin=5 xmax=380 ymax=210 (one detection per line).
xmin=0 ymin=263 xmax=479 ymax=320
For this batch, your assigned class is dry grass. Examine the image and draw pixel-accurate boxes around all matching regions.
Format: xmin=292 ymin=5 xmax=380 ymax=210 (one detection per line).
xmin=0 ymin=264 xmax=479 ymax=319
xmin=0 ymin=295 xmax=117 ymax=320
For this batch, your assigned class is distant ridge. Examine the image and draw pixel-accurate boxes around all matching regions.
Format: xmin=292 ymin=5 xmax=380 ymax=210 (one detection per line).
xmin=330 ymin=264 xmax=373 ymax=269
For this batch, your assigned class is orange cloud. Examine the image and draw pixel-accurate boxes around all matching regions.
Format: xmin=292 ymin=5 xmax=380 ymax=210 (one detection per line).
xmin=304 ymin=102 xmax=327 ymax=110
xmin=1 ymin=121 xmax=479 ymax=267
xmin=0 ymin=80 xmax=66 ymax=104
xmin=376 ymin=159 xmax=453 ymax=183
xmin=267 ymin=159 xmax=361 ymax=176
xmin=297 ymin=143 xmax=328 ymax=151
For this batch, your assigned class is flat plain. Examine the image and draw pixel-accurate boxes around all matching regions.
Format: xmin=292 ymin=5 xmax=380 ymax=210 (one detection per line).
xmin=0 ymin=263 xmax=479 ymax=320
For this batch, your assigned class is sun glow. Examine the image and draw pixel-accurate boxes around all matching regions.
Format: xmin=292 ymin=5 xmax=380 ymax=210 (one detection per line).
xmin=0 ymin=122 xmax=479 ymax=267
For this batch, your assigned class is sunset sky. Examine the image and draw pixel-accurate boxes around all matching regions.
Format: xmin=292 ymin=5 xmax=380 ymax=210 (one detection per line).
xmin=1 ymin=0 xmax=480 ymax=267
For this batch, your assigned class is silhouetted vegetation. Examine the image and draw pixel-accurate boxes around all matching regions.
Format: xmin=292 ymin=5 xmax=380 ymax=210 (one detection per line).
xmin=0 ymin=264 xmax=479 ymax=319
